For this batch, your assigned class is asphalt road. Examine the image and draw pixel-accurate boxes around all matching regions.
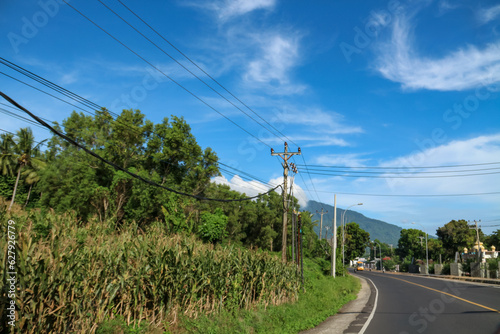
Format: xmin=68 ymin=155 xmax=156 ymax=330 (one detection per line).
xmin=354 ymin=271 xmax=500 ymax=334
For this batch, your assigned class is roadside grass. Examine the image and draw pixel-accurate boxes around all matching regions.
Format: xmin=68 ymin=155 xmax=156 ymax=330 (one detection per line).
xmin=176 ymin=258 xmax=360 ymax=334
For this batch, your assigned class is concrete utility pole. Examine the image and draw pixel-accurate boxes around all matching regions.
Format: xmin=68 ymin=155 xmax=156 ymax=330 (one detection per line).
xmin=468 ymin=220 xmax=482 ymax=262
xmin=412 ymin=222 xmax=428 ymax=275
xmin=289 ymin=164 xmax=298 ymax=264
xmin=331 ymin=194 xmax=337 ymax=277
xmin=271 ymin=142 xmax=301 ymax=263
xmin=316 ymin=208 xmax=328 ymax=240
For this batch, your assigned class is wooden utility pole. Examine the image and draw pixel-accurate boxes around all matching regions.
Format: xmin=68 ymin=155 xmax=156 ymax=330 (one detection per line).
xmin=316 ymin=208 xmax=328 ymax=240
xmin=271 ymin=142 xmax=301 ymax=263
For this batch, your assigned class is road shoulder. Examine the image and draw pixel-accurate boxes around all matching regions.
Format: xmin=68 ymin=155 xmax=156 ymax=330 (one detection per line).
xmin=300 ymin=274 xmax=375 ymax=334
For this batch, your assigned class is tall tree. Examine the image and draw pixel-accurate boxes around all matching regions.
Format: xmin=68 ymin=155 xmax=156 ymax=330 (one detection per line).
xmin=396 ymin=228 xmax=427 ymax=260
xmin=436 ymin=219 xmax=481 ymax=261
xmin=341 ymin=222 xmax=370 ymax=262
xmin=484 ymin=230 xmax=500 ymax=249
xmin=7 ymin=128 xmax=45 ymax=213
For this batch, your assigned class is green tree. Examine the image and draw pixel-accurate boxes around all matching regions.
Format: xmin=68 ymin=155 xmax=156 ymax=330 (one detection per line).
xmin=370 ymin=239 xmax=391 ymax=259
xmin=436 ymin=219 xmax=481 ymax=261
xmin=7 ymin=128 xmax=45 ymax=212
xmin=341 ymin=222 xmax=370 ymax=262
xmin=37 ymin=109 xmax=219 ymax=225
xmin=198 ymin=208 xmax=228 ymax=243
xmin=396 ymin=228 xmax=427 ymax=261
xmin=428 ymin=238 xmax=443 ymax=262
xmin=484 ymin=229 xmax=500 ymax=249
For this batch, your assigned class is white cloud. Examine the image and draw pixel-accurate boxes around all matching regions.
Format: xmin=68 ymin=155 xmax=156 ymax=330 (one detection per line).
xmin=213 ymin=174 xmax=308 ymax=207
xmin=238 ymin=104 xmax=362 ymax=148
xmin=244 ymin=34 xmax=306 ymax=95
xmin=191 ymin=0 xmax=276 ymax=21
xmin=478 ymin=4 xmax=500 ymax=24
xmin=437 ymin=0 xmax=460 ymax=15
xmin=218 ymin=0 xmax=275 ymax=21
xmin=374 ymin=12 xmax=500 ymax=91
xmin=60 ymin=71 xmax=79 ymax=85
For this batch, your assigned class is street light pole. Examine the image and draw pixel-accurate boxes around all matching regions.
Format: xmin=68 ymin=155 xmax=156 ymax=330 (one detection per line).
xmin=341 ymin=203 xmax=363 ymax=276
xmin=373 ymin=241 xmax=382 ymax=271
xmin=412 ymin=222 xmax=428 ymax=275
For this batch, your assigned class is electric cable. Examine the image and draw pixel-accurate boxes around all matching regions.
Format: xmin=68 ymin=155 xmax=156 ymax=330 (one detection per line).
xmin=0 ymin=91 xmax=281 ymax=202
xmin=61 ymin=0 xmax=272 ymax=149
xmin=313 ymin=190 xmax=500 ymax=197
xmin=296 ymin=162 xmax=500 ymax=169
xmin=301 ymin=170 xmax=500 ymax=178
xmin=97 ymin=0 xmax=286 ymax=143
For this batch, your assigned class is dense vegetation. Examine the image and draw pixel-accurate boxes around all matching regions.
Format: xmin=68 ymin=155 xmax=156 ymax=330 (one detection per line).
xmin=0 ymin=109 xmax=322 ymax=252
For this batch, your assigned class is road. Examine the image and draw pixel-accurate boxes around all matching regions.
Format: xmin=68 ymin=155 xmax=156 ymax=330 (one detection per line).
xmin=354 ymin=271 xmax=500 ymax=334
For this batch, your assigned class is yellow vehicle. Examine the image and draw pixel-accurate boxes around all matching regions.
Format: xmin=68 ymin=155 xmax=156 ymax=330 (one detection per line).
xmin=355 ymin=261 xmax=364 ymax=271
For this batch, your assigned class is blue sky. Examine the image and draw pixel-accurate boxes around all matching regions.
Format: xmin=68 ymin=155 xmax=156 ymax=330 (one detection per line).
xmin=1 ymin=0 xmax=500 ymax=237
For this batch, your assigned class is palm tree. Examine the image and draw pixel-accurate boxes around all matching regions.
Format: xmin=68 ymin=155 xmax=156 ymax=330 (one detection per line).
xmin=21 ymin=157 xmax=46 ymax=208
xmin=0 ymin=133 xmax=15 ymax=177
xmin=7 ymin=128 xmax=46 ymax=213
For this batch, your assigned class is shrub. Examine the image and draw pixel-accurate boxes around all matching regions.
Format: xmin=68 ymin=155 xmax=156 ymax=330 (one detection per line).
xmin=197 ymin=208 xmax=228 ymax=243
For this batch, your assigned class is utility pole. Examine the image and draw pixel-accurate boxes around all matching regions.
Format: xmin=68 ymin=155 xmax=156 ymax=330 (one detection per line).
xmin=299 ymin=213 xmax=304 ymax=291
xmin=316 ymin=208 xmax=328 ymax=240
xmin=289 ymin=163 xmax=298 ymax=264
xmin=331 ymin=194 xmax=337 ymax=277
xmin=271 ymin=142 xmax=301 ymax=263
xmin=468 ymin=220 xmax=482 ymax=262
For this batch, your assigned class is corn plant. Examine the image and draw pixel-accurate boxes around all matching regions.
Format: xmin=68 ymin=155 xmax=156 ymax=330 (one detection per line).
xmin=0 ymin=211 xmax=300 ymax=333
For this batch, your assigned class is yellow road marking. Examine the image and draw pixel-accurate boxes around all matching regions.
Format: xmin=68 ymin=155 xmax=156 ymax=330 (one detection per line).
xmin=381 ymin=274 xmax=500 ymax=314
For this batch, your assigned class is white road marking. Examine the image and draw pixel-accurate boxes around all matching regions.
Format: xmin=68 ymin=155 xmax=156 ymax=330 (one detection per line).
xmin=358 ymin=276 xmax=378 ymax=334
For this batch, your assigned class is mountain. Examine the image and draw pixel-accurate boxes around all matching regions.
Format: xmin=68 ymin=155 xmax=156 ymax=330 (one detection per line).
xmin=303 ymin=200 xmax=402 ymax=246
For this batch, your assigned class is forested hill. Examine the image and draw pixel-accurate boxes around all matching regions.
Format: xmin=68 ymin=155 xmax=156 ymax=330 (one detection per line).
xmin=304 ymin=200 xmax=402 ymax=246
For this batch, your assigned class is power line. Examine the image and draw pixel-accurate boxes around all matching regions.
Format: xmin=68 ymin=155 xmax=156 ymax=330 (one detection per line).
xmin=96 ymin=0 xmax=287 ymax=144
xmin=108 ymin=1 xmax=324 ymax=203
xmin=61 ymin=0 xmax=271 ymax=149
xmin=313 ymin=190 xmax=500 ymax=197
xmin=0 ymin=57 xmax=106 ymax=115
xmin=298 ymin=166 xmax=500 ymax=175
xmin=0 ymin=91 xmax=281 ymax=202
xmin=296 ymin=154 xmax=321 ymax=202
xmin=2 ymin=102 xmax=278 ymax=195
xmin=301 ymin=170 xmax=500 ymax=178
xmin=1 ymin=12 xmax=314 ymax=200
xmin=0 ymin=128 xmax=48 ymax=147
xmin=115 ymin=0 xmax=296 ymax=147
xmin=1 ymin=65 xmax=281 ymax=196
xmin=0 ymin=71 xmax=98 ymax=117
xmin=0 ymin=107 xmax=47 ymax=130
xmin=296 ymin=162 xmax=500 ymax=169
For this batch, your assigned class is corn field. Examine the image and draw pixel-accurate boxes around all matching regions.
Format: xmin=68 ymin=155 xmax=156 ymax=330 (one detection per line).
xmin=0 ymin=211 xmax=300 ymax=333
